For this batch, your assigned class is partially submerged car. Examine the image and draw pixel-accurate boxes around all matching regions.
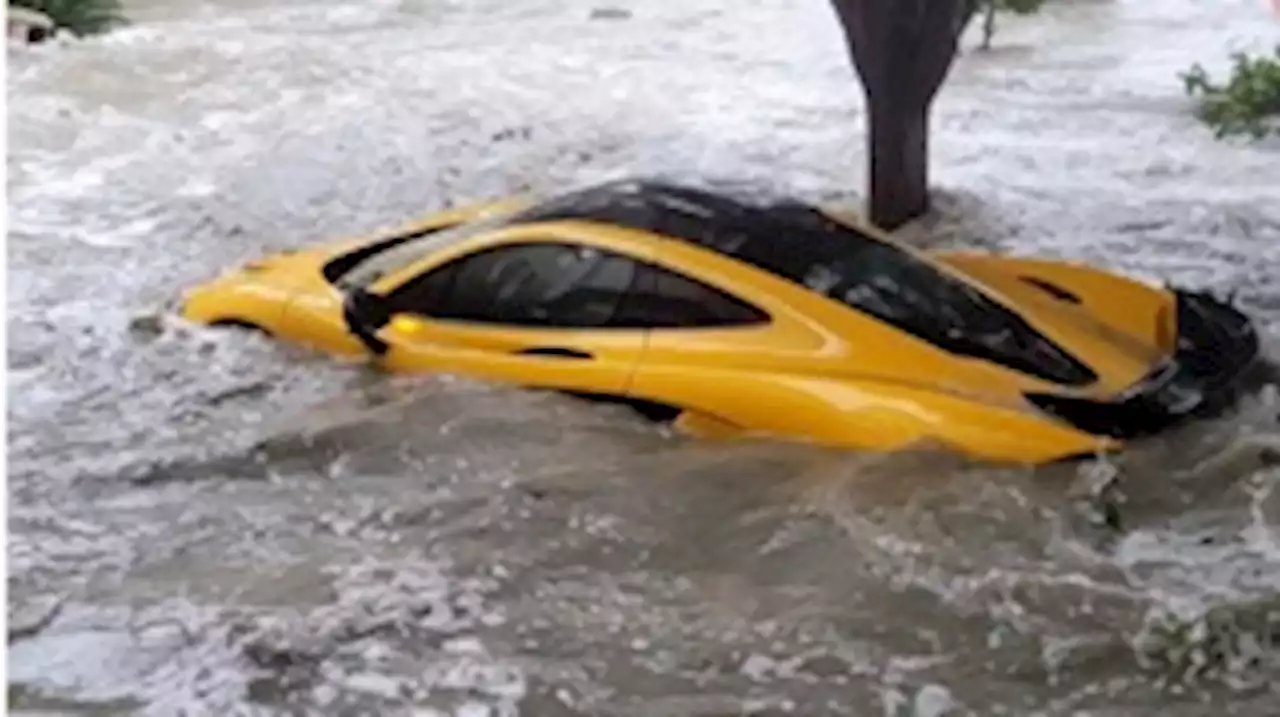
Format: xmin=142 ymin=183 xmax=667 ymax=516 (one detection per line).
xmin=180 ymin=178 xmax=1262 ymax=464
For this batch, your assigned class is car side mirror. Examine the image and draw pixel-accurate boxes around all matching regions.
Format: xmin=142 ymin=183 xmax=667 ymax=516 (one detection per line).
xmin=385 ymin=313 xmax=434 ymax=340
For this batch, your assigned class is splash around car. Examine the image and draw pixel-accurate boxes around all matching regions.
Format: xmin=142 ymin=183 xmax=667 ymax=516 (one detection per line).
xmin=179 ymin=178 xmax=1263 ymax=465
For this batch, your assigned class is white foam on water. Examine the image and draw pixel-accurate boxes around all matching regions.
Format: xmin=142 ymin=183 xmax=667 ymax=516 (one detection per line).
xmin=8 ymin=0 xmax=1280 ymax=713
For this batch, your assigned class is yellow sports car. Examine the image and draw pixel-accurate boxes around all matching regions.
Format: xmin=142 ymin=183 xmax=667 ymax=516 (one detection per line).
xmin=180 ymin=178 xmax=1262 ymax=464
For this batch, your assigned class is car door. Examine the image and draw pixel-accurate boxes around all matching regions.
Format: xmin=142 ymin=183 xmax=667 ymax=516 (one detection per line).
xmin=618 ymin=260 xmax=829 ymax=435
xmin=374 ymin=238 xmax=650 ymax=396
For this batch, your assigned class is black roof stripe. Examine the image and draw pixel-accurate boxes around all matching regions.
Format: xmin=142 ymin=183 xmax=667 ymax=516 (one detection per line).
xmin=511 ymin=177 xmax=836 ymax=259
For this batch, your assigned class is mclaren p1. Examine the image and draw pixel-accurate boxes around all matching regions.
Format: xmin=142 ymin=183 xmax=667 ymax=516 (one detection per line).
xmin=179 ymin=178 xmax=1262 ymax=464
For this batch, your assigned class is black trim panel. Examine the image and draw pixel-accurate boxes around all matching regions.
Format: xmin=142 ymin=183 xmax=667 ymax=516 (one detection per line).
xmin=1026 ymin=290 xmax=1261 ymax=439
xmin=343 ymin=289 xmax=393 ymax=356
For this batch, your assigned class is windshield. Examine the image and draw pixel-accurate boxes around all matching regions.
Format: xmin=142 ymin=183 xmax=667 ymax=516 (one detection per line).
xmin=323 ymin=209 xmax=519 ymax=291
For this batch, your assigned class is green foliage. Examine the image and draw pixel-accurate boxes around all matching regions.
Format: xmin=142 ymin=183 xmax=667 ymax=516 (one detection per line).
xmin=1181 ymin=46 xmax=1280 ymax=141
xmin=10 ymin=0 xmax=127 ymax=37
xmin=997 ymin=0 xmax=1047 ymax=14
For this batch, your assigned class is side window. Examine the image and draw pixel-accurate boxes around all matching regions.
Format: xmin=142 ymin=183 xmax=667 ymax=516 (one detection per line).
xmin=615 ymin=263 xmax=769 ymax=329
xmin=388 ymin=242 xmax=636 ymax=328
xmin=386 ymin=258 xmax=459 ymax=317
xmin=387 ymin=242 xmax=768 ymax=330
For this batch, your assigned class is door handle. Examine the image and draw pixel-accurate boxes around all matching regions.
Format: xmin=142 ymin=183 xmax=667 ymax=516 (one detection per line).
xmin=516 ymin=347 xmax=594 ymax=360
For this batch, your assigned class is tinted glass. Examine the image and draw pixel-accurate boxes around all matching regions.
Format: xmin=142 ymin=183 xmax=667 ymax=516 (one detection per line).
xmin=613 ymin=263 xmax=768 ymax=328
xmin=387 ymin=241 xmax=767 ymax=331
xmin=729 ymin=211 xmax=1095 ymax=385
xmin=325 ymin=210 xmax=519 ymax=290
xmin=388 ymin=243 xmax=634 ymax=327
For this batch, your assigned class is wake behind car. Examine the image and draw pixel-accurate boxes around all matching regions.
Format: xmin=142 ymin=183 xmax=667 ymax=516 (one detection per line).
xmin=180 ymin=178 xmax=1262 ymax=464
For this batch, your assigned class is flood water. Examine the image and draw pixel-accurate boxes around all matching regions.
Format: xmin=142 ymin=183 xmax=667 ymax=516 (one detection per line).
xmin=7 ymin=0 xmax=1280 ymax=714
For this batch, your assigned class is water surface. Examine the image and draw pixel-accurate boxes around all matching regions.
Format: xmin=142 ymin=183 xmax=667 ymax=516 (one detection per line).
xmin=8 ymin=0 xmax=1280 ymax=714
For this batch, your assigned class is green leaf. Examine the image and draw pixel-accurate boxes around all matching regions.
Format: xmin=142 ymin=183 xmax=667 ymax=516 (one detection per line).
xmin=998 ymin=0 xmax=1047 ymax=16
xmin=1181 ymin=46 xmax=1280 ymax=141
xmin=9 ymin=0 xmax=128 ymax=37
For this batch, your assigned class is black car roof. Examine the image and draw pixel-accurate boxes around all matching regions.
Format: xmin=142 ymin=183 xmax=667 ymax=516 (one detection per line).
xmin=514 ymin=177 xmax=898 ymax=289
xmin=513 ymin=177 xmax=828 ymax=254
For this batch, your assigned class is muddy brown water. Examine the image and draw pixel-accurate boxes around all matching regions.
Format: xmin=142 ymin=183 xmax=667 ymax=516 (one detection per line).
xmin=7 ymin=0 xmax=1280 ymax=714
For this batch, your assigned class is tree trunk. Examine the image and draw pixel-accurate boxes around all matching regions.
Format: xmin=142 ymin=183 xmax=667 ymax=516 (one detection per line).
xmin=981 ymin=1 xmax=997 ymax=50
xmin=868 ymin=98 xmax=929 ymax=230
xmin=829 ymin=0 xmax=971 ymax=230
